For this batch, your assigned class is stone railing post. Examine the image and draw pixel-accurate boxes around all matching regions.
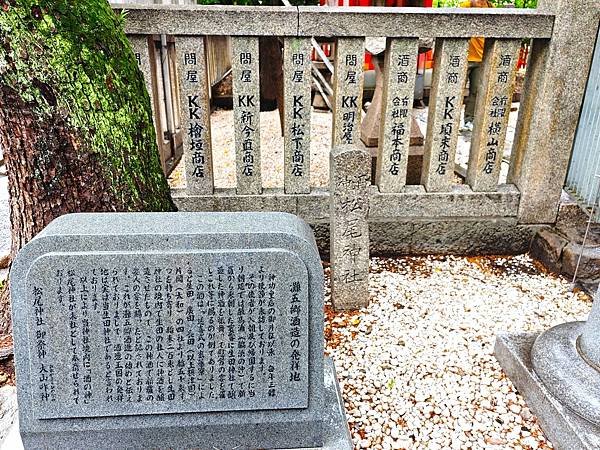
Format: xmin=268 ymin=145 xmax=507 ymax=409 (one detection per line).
xmin=508 ymin=0 xmax=599 ymax=224
xmin=332 ymin=38 xmax=365 ymax=147
xmin=283 ymin=37 xmax=312 ymax=195
xmin=421 ymin=38 xmax=469 ymax=192
xmin=232 ymin=37 xmax=262 ymax=195
xmin=330 ymin=145 xmax=370 ymax=310
xmin=176 ymin=36 xmax=215 ymax=195
xmin=375 ymin=38 xmax=419 ymax=192
xmin=466 ymin=39 xmax=521 ymax=192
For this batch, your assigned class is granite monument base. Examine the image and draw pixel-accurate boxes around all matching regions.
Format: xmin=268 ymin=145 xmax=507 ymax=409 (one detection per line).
xmin=10 ymin=358 xmax=351 ymax=450
xmin=495 ymin=332 xmax=600 ymax=450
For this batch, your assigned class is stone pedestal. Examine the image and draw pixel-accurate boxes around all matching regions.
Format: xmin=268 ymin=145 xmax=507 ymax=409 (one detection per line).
xmin=3 ymin=358 xmax=352 ymax=450
xmin=495 ymin=285 xmax=600 ymax=450
xmin=11 ymin=213 xmax=353 ymax=450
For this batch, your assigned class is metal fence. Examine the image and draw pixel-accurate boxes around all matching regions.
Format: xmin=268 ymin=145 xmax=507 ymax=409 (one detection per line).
xmin=566 ymin=27 xmax=600 ymax=220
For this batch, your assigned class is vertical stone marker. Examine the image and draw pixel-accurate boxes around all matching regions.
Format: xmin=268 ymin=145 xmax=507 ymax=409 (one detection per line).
xmin=376 ymin=38 xmax=419 ymax=192
xmin=284 ymin=37 xmax=312 ymax=195
xmin=176 ymin=36 xmax=214 ymax=194
xmin=421 ymin=39 xmax=469 ymax=192
xmin=332 ymin=38 xmax=365 ymax=147
xmin=330 ymin=145 xmax=370 ymax=310
xmin=232 ymin=37 xmax=262 ymax=195
xmin=466 ymin=39 xmax=520 ymax=192
xmin=12 ymin=212 xmax=353 ymax=449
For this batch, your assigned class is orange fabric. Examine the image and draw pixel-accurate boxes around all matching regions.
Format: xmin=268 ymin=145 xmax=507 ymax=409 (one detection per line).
xmin=460 ymin=1 xmax=485 ymax=63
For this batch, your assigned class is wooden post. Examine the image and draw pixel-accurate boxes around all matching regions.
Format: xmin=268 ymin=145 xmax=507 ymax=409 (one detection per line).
xmin=130 ymin=35 xmax=165 ymax=172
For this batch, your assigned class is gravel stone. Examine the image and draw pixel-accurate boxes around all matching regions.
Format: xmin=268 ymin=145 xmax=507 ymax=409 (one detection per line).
xmin=324 ymin=254 xmax=591 ymax=450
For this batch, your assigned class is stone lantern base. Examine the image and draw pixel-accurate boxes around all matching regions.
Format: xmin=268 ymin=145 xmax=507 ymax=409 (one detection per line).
xmin=495 ymin=331 xmax=600 ymax=450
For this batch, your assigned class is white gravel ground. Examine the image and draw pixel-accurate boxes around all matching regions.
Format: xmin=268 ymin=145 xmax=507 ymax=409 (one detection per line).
xmin=167 ymin=105 xmax=586 ymax=450
xmin=324 ymin=255 xmax=592 ymax=450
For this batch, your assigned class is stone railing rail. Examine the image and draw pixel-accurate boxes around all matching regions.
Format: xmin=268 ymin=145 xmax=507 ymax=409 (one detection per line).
xmin=114 ymin=2 xmax=598 ymax=306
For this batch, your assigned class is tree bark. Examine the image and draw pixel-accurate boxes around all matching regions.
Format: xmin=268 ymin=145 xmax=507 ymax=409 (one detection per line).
xmin=0 ymin=0 xmax=176 ymax=335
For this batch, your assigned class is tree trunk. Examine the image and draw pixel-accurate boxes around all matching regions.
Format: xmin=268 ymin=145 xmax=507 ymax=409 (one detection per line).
xmin=0 ymin=1 xmax=177 ymax=335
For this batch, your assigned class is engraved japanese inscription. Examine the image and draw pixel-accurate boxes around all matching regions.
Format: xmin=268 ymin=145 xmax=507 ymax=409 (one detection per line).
xmin=27 ymin=249 xmax=309 ymax=419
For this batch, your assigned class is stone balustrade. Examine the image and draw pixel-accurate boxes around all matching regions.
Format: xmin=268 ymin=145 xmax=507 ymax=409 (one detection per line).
xmin=114 ymin=1 xmax=599 ymax=308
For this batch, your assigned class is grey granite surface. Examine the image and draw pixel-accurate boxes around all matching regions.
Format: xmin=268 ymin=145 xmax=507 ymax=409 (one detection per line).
xmin=26 ymin=250 xmax=310 ymax=419
xmin=375 ymin=38 xmax=418 ymax=193
xmin=11 ymin=212 xmax=333 ymax=449
xmin=330 ymin=146 xmax=370 ymax=310
xmin=283 ymin=37 xmax=312 ymax=195
xmin=177 ymin=36 xmax=214 ymax=195
xmin=332 ymin=38 xmax=364 ymax=148
xmin=2 ymin=358 xmax=352 ymax=450
xmin=579 ymin=292 xmax=600 ymax=367
xmin=466 ymin=39 xmax=521 ymax=192
xmin=421 ymin=38 xmax=469 ymax=192
xmin=173 ymin=184 xmax=521 ymax=222
xmin=232 ymin=37 xmax=262 ymax=195
xmin=495 ymin=332 xmax=600 ymax=450
xmin=116 ymin=4 xmax=554 ymax=39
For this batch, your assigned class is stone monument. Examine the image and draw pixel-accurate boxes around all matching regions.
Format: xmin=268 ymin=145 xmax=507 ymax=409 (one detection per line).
xmin=11 ymin=212 xmax=352 ymax=449
xmin=495 ymin=285 xmax=600 ymax=449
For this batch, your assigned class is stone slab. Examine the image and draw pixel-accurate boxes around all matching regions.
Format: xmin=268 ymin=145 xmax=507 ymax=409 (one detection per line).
xmin=369 ymin=219 xmax=538 ymax=256
xmin=284 ymin=37 xmax=312 ymax=195
xmin=118 ymin=5 xmax=554 ymax=39
xmin=26 ymin=250 xmax=310 ymax=419
xmin=177 ymin=36 xmax=214 ymax=194
xmin=421 ymin=38 xmax=469 ymax=192
xmin=297 ymin=7 xmax=553 ymax=39
xmin=467 ymin=39 xmax=521 ymax=192
xmin=309 ymin=220 xmax=537 ymax=261
xmin=375 ymin=38 xmax=418 ymax=192
xmin=232 ymin=37 xmax=262 ymax=195
xmin=370 ymin=184 xmax=520 ymax=220
xmin=330 ymin=146 xmax=370 ymax=310
xmin=528 ymin=224 xmax=600 ymax=282
xmin=3 ymin=358 xmax=353 ymax=450
xmin=563 ymin=243 xmax=600 ymax=282
xmin=172 ymin=185 xmax=520 ymax=222
xmin=494 ymin=332 xmax=600 ymax=450
xmin=529 ymin=227 xmax=567 ymax=274
xmin=332 ymin=38 xmax=364 ymax=148
xmin=11 ymin=212 xmax=326 ymax=450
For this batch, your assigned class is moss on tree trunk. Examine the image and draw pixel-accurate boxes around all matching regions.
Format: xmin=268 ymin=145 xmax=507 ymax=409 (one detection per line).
xmin=0 ymin=0 xmax=177 ymax=335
